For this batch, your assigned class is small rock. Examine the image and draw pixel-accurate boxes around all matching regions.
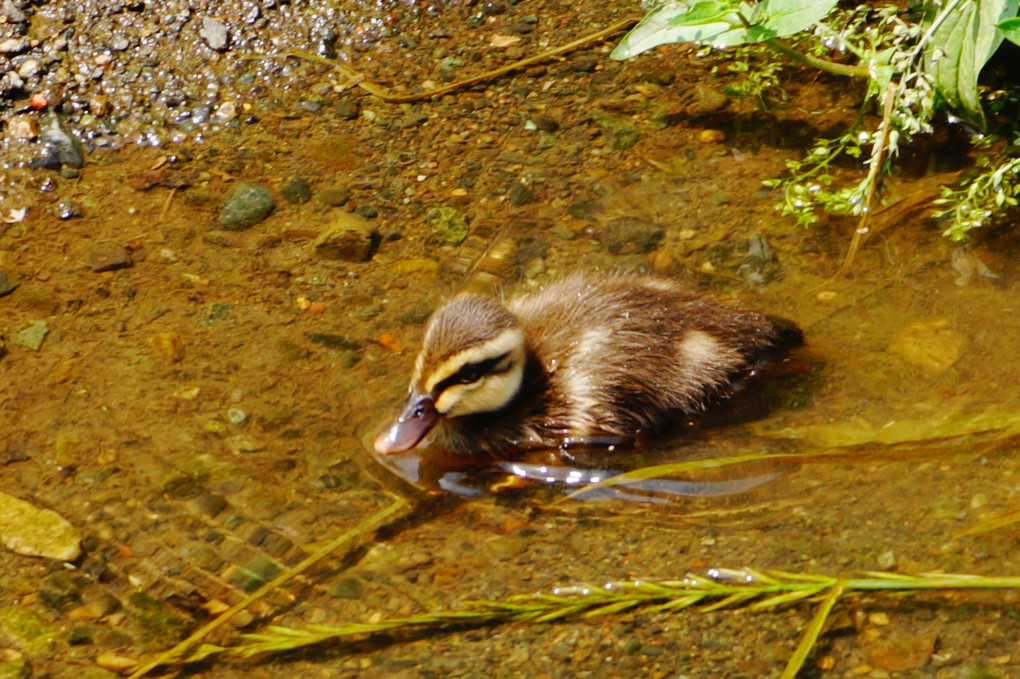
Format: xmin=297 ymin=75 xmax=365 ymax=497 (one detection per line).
xmin=427 ymin=206 xmax=469 ymax=245
xmin=87 ymin=244 xmax=132 ymax=272
xmin=353 ymin=204 xmax=378 ymax=218
xmin=1 ymin=0 xmax=27 ymax=23
xmin=0 ymin=491 xmax=81 ymax=560
xmin=57 ymin=200 xmax=85 ymax=220
xmin=318 ymin=186 xmax=351 ymax=207
xmin=7 ymin=115 xmax=38 ymax=140
xmin=10 ymin=320 xmax=48 ymax=351
xmin=281 ymin=175 xmax=311 ymax=204
xmin=150 ymin=332 xmax=185 ymax=362
xmin=38 ymin=113 xmax=85 ymax=168
xmin=334 ymin=98 xmax=359 ymax=120
xmin=690 ymin=87 xmax=730 ymax=115
xmin=508 ymin=181 xmax=536 ymax=206
xmin=439 ymin=56 xmax=464 ymax=71
xmin=867 ymin=631 xmax=937 ymax=672
xmin=0 ymin=606 xmax=58 ymax=655
xmin=219 ymin=183 xmax=274 ymax=231
xmin=108 ymin=35 xmax=130 ymax=51
xmin=532 ymin=114 xmax=559 ymax=132
xmin=0 ymin=265 xmax=19 ymax=297
xmin=0 ymin=37 xmax=28 ymax=54
xmin=599 ymin=217 xmax=664 ymax=255
xmin=330 ymin=577 xmax=365 ymax=599
xmin=592 ymin=111 xmax=640 ymax=150
xmin=313 ymin=212 xmax=379 ymax=261
xmin=399 ymin=112 xmax=428 ymax=129
xmin=482 ymin=1 xmax=506 ymax=15
xmin=393 ymin=258 xmax=440 ymax=276
xmin=199 ymin=17 xmax=229 ymax=50
xmin=570 ymin=56 xmax=598 ymax=72
xmin=225 ymin=435 xmax=264 ymax=453
xmin=887 ymin=320 xmax=965 ymax=372
xmin=698 ymin=129 xmax=726 ymax=143
xmin=635 ymin=67 xmax=675 ymax=86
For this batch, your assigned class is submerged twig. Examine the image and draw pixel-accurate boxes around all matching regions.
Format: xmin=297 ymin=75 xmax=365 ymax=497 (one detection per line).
xmin=839 ymin=79 xmax=896 ymax=274
xmin=248 ymin=18 xmax=639 ymax=104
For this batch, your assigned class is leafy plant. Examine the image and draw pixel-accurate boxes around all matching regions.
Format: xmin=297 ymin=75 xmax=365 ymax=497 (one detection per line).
xmin=613 ymin=0 xmax=1020 ymax=245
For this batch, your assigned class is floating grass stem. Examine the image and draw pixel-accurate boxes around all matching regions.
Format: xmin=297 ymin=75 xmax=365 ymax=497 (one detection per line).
xmin=150 ymin=569 xmax=1020 ymax=676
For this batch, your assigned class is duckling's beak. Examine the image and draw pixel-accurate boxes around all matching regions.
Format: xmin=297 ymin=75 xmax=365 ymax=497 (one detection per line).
xmin=374 ymin=394 xmax=440 ymax=455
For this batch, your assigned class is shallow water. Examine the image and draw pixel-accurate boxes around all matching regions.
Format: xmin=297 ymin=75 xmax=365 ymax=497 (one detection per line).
xmin=1 ymin=3 xmax=1019 ymax=677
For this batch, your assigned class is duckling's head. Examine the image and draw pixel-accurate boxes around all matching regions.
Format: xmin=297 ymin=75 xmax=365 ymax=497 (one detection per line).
xmin=374 ymin=294 xmax=526 ymax=455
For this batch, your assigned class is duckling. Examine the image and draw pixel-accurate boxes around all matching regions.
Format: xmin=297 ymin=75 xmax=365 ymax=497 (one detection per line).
xmin=374 ymin=272 xmax=802 ymax=457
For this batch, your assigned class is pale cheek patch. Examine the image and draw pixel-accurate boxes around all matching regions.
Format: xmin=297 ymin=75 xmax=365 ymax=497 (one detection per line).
xmin=437 ymin=370 xmax=522 ymax=417
xmin=679 ymin=330 xmax=720 ymax=367
xmin=423 ymin=328 xmax=524 ymax=396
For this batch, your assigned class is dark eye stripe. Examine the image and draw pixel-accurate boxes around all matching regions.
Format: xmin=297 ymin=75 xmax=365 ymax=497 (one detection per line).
xmin=432 ymin=352 xmax=511 ymax=397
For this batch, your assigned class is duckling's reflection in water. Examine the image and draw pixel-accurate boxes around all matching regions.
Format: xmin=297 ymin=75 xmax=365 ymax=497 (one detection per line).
xmin=370 ymin=381 xmax=804 ymax=504
xmin=371 ymin=435 xmax=790 ymax=503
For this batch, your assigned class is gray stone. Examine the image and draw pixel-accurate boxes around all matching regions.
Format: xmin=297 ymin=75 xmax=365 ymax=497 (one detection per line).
xmin=39 ymin=114 xmax=85 ymax=168
xmin=313 ymin=212 xmax=378 ymax=261
xmin=599 ymin=217 xmax=664 ymax=255
xmin=0 ymin=0 xmax=26 ymax=23
xmin=219 ymin=183 xmax=274 ymax=231
xmin=199 ymin=17 xmax=229 ymax=50
xmin=281 ymin=175 xmax=311 ymax=204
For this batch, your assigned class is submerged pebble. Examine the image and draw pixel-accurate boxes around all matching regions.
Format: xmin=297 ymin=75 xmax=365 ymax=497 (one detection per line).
xmin=11 ymin=320 xmax=48 ymax=351
xmin=313 ymin=211 xmax=379 ymax=261
xmin=0 ymin=491 xmax=81 ymax=561
xmin=219 ymin=183 xmax=274 ymax=231
xmin=887 ymin=319 xmax=965 ymax=372
xmin=427 ymin=206 xmax=469 ymax=245
xmin=599 ymin=216 xmax=663 ymax=255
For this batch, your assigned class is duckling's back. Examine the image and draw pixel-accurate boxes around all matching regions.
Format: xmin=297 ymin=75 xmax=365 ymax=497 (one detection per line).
xmin=507 ymin=272 xmax=799 ymax=441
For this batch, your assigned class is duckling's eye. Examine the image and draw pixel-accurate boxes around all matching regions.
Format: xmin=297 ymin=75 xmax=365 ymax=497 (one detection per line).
xmin=455 ymin=362 xmax=484 ymax=384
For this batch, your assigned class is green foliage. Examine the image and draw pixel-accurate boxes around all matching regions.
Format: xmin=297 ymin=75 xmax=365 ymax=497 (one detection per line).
xmin=613 ymin=0 xmax=1020 ymax=241
xmin=934 ymin=151 xmax=1020 ymax=241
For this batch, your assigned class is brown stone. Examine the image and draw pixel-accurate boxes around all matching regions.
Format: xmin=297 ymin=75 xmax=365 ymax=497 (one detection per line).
xmin=88 ymin=244 xmax=132 ymax=272
xmin=313 ymin=212 xmax=379 ymax=262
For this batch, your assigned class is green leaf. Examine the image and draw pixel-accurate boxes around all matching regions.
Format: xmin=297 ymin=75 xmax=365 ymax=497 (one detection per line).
xmin=922 ymin=0 xmax=1019 ymax=130
xmin=998 ymin=15 xmax=1020 ymax=45
xmin=611 ymin=1 xmax=755 ymax=59
xmin=757 ymin=0 xmax=838 ymax=37
xmin=612 ymin=0 xmax=840 ymax=59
